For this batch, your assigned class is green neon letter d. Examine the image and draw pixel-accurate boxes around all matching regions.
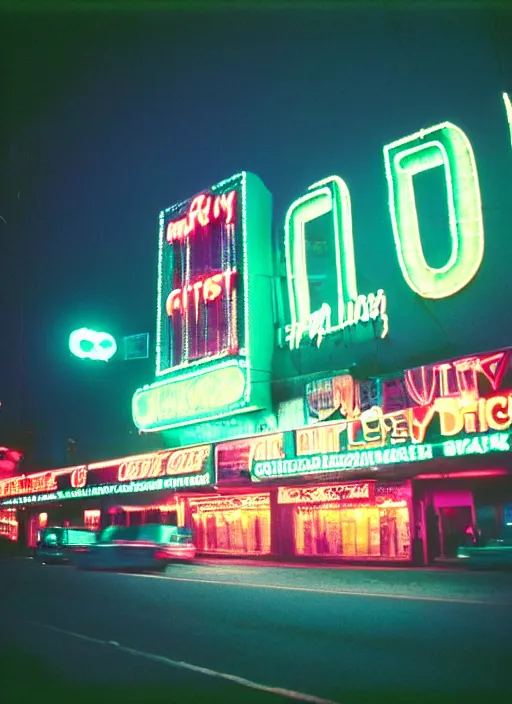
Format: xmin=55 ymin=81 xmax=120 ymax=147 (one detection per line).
xmin=384 ymin=122 xmax=484 ymax=299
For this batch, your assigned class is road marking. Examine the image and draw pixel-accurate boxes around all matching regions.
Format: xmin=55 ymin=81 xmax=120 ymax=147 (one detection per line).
xmin=113 ymin=572 xmax=511 ymax=606
xmin=27 ymin=621 xmax=338 ymax=704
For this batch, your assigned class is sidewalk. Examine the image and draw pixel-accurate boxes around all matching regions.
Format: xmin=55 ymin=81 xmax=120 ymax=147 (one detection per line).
xmin=193 ymin=556 xmax=464 ymax=571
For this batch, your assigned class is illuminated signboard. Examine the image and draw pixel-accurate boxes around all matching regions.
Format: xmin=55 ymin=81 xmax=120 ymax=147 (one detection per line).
xmin=117 ymin=445 xmax=210 ymax=481
xmin=133 ymin=172 xmax=274 ymax=432
xmin=279 ymin=120 xmax=488 ymax=349
xmin=0 ymin=447 xmax=213 ymax=503
xmin=0 ymin=468 xmax=214 ymax=507
xmin=0 ymin=469 xmax=73 ymax=499
xmin=188 ymin=493 xmax=270 ymax=513
xmin=252 ymin=431 xmax=510 ymax=481
xmin=215 ymin=433 xmax=285 ymax=483
xmin=253 ymin=349 xmax=512 ymax=480
xmin=69 ymin=328 xmax=117 ymax=362
xmin=304 ymin=375 xmax=407 ymax=425
xmin=277 ymin=482 xmax=375 ymax=505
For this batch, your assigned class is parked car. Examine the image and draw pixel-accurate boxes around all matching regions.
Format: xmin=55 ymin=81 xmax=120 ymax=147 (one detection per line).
xmin=457 ymin=537 xmax=512 ymax=569
xmin=35 ymin=526 xmax=98 ymax=565
xmin=72 ymin=523 xmax=196 ymax=572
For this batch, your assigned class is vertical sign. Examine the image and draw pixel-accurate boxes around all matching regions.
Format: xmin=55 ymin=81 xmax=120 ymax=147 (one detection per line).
xmin=133 ymin=172 xmax=274 ymax=432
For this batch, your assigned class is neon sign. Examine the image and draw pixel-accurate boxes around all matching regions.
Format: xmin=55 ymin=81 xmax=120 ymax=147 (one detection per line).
xmin=277 ymin=103 xmax=512 ymax=347
xmin=136 ymin=171 xmax=274 ymax=432
xmin=189 ymin=493 xmax=270 ymax=513
xmin=70 ymin=466 xmax=88 ymax=489
xmin=166 ymin=190 xmax=236 ymax=243
xmin=0 ymin=470 xmax=214 ymax=507
xmin=215 ymin=433 xmax=285 ymax=482
xmin=0 ymin=472 xmax=58 ymax=498
xmin=383 ymin=123 xmax=484 ymax=300
xmin=277 ymin=482 xmax=374 ymax=505
xmin=133 ymin=361 xmax=247 ymax=432
xmin=252 ymin=431 xmax=510 ymax=480
xmin=69 ymin=328 xmax=117 ymax=362
xmin=283 ymin=176 xmax=389 ymax=349
xmin=504 ymin=93 xmax=512 ymax=147
xmin=166 ymin=269 xmax=237 ymax=318
xmin=137 ymin=95 xmax=511 ymax=432
xmin=117 ymin=445 xmax=210 ymax=482
xmin=404 ymin=350 xmax=510 ymax=405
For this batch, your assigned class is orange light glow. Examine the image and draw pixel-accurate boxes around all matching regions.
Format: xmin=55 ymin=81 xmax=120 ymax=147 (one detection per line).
xmin=189 ymin=493 xmax=270 ymax=513
xmin=84 ymin=510 xmax=100 ymax=531
xmin=278 ymin=482 xmax=374 ymax=505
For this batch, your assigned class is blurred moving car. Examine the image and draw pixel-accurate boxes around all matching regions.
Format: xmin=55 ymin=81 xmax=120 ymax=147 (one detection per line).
xmin=72 ymin=523 xmax=196 ymax=572
xmin=457 ymin=536 xmax=512 ymax=569
xmin=35 ymin=526 xmax=98 ymax=565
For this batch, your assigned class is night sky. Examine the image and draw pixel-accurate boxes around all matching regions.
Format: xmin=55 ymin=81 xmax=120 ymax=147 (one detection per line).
xmin=1 ymin=2 xmax=511 ymax=468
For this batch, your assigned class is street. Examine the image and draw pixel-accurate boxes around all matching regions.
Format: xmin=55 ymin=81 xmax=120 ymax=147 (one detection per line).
xmin=1 ymin=559 xmax=512 ymax=703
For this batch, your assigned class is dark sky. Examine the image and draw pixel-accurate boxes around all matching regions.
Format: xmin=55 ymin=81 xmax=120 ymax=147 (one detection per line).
xmin=1 ymin=2 xmax=511 ymax=467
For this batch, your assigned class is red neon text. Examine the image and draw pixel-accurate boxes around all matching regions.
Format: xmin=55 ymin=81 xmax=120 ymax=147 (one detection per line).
xmin=166 ymin=190 xmax=237 ymax=243
xmin=404 ymin=351 xmax=510 ymax=406
xmin=0 ymin=472 xmax=58 ymax=499
xmin=118 ymin=446 xmax=210 ymax=482
xmin=70 ymin=467 xmax=88 ymax=489
xmin=166 ymin=269 xmax=236 ymax=318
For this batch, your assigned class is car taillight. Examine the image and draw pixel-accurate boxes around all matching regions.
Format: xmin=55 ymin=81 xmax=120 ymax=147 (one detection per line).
xmin=73 ymin=548 xmax=90 ymax=553
xmin=154 ymin=550 xmax=169 ymax=560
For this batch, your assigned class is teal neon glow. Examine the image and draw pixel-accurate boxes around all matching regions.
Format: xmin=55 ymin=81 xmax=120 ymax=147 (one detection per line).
xmin=504 ymin=93 xmax=512 ymax=147
xmin=69 ymin=328 xmax=117 ymax=362
xmin=384 ymin=122 xmax=484 ymax=299
xmin=285 ymin=175 xmax=357 ymax=331
xmin=283 ymin=175 xmax=388 ymax=349
xmin=251 ymin=431 xmax=510 ymax=480
xmin=132 ymin=359 xmax=249 ymax=432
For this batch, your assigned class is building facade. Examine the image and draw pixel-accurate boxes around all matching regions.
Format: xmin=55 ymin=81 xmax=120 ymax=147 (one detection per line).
xmin=2 ymin=93 xmax=512 ymax=565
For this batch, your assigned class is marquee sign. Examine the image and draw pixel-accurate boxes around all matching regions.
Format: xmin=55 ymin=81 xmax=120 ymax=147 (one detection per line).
xmin=0 ymin=447 xmax=214 ymax=504
xmin=133 ymin=172 xmax=274 ymax=432
xmin=252 ymin=348 xmax=512 ymax=480
xmin=0 ymin=468 xmax=215 ymax=507
xmin=0 ymin=468 xmax=74 ymax=499
xmin=252 ymin=431 xmax=510 ymax=481
xmin=277 ymin=482 xmax=375 ymax=505
xmin=215 ymin=432 xmax=285 ymax=483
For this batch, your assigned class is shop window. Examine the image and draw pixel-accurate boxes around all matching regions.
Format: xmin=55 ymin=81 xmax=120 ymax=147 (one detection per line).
xmin=84 ymin=510 xmax=101 ymax=531
xmin=293 ymin=503 xmax=410 ymax=560
xmin=0 ymin=509 xmax=18 ymax=542
xmin=192 ymin=496 xmax=271 ymax=555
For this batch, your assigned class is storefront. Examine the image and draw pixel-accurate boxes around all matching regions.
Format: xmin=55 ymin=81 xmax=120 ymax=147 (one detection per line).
xmin=278 ymin=482 xmax=411 ymax=561
xmin=189 ymin=493 xmax=272 ymax=556
xmin=2 ymin=346 xmax=512 ymax=566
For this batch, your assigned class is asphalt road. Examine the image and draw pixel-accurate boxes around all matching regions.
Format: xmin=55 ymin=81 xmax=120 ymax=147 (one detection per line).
xmin=1 ymin=559 xmax=512 ymax=703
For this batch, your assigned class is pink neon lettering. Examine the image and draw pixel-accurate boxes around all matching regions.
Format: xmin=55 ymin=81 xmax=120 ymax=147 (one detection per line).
xmin=166 ymin=189 xmax=237 ymax=243
xmin=166 ymin=269 xmax=237 ymax=318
